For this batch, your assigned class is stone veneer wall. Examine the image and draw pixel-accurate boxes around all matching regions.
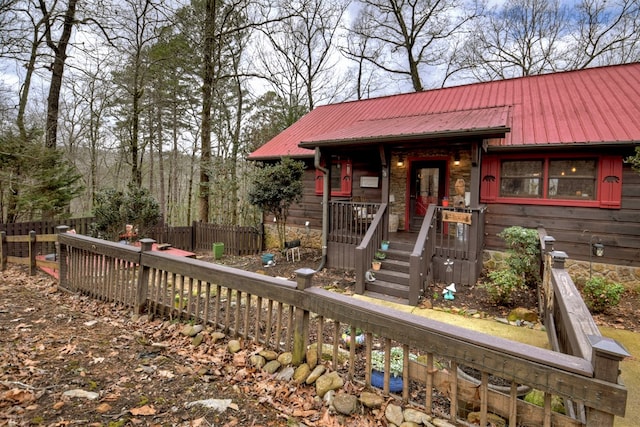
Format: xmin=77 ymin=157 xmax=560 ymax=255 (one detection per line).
xmin=483 ymin=249 xmax=640 ymax=290
xmin=389 ymin=148 xmax=471 ymax=231
xmin=263 ymin=223 xmax=323 ymax=250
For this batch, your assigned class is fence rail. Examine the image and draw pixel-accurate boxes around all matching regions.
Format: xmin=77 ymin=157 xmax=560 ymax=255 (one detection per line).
xmin=44 ymin=230 xmax=628 ymax=427
xmin=0 ymin=218 xmax=263 ymax=257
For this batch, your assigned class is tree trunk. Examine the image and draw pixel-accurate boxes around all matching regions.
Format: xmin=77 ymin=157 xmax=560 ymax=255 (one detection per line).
xmin=41 ymin=0 xmax=78 ymax=149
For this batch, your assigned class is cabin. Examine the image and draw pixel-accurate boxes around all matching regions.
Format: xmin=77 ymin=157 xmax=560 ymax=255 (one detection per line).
xmin=248 ymin=63 xmax=640 ymax=305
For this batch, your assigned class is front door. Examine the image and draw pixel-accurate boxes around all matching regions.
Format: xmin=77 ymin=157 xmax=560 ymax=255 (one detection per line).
xmin=408 ymin=160 xmax=447 ymax=231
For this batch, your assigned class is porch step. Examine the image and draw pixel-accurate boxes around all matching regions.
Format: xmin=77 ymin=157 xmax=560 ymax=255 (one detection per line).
xmin=363 ymin=290 xmax=409 ymax=305
xmin=364 ymin=239 xmax=413 ymax=301
xmin=365 ymin=279 xmax=410 ymax=300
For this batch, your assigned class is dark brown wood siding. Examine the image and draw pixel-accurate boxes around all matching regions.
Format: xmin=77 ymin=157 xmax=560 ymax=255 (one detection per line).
xmin=484 ymin=164 xmax=640 ymax=267
xmin=271 ymin=150 xmax=383 ymax=230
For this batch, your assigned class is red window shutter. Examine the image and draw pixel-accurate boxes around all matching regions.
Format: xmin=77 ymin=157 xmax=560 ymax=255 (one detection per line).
xmin=480 ymin=155 xmax=499 ymax=202
xmin=599 ymin=156 xmax=622 ymax=208
xmin=340 ymin=159 xmax=352 ymax=195
xmin=315 ymin=167 xmax=324 ymax=194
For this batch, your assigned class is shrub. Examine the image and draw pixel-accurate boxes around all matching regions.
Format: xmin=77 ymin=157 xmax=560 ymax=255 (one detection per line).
xmin=583 ymin=276 xmax=625 ymax=313
xmin=482 ymin=268 xmax=524 ymax=305
xmin=498 ymin=226 xmax=541 ymax=288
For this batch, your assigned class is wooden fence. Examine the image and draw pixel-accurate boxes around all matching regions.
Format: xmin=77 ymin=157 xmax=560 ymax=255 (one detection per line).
xmin=0 ymin=219 xmax=263 ymax=257
xmin=45 ymin=230 xmax=628 ymax=427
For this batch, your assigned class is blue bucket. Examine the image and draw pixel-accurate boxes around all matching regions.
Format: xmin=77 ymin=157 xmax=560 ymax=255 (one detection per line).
xmin=261 ymin=253 xmax=274 ymax=264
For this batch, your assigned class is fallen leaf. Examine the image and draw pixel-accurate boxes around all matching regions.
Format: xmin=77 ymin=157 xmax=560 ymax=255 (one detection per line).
xmin=96 ymin=403 xmax=112 ymax=413
xmin=130 ymin=404 xmax=156 ymax=416
xmin=2 ymin=388 xmax=35 ymax=404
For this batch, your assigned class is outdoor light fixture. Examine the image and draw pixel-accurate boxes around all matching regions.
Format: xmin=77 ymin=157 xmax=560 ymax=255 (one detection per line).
xmin=453 ymin=152 xmax=460 ymax=166
xmin=397 ymin=155 xmax=404 ymax=167
xmin=592 ymin=241 xmax=605 ymax=257
xmin=589 ymin=235 xmax=605 ymax=277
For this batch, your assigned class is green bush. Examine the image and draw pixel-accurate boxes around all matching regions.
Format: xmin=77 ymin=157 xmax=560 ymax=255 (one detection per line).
xmin=583 ymin=276 xmax=625 ymax=313
xmin=482 ymin=268 xmax=524 ymax=305
xmin=498 ymin=226 xmax=541 ymax=288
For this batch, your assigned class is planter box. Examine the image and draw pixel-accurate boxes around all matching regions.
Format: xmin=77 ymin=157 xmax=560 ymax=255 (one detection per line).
xmin=371 ymin=369 xmax=403 ymax=393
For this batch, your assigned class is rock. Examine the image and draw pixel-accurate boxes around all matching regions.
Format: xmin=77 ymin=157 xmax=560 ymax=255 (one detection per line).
xmin=249 ymin=355 xmax=266 ymax=369
xmin=468 ymin=412 xmax=506 ymax=427
xmin=333 ymin=393 xmax=358 ymax=415
xmin=507 ymin=307 xmax=538 ymax=323
xmin=192 ymin=333 xmax=203 ymax=347
xmin=315 ymin=371 xmax=344 ymax=398
xmin=359 ymin=391 xmax=384 ymax=409
xmin=323 ymin=390 xmax=335 ymax=407
xmin=263 ymin=360 xmax=281 ymax=374
xmin=62 ymin=389 xmax=99 ymax=400
xmin=400 ymin=422 xmax=420 ymax=427
xmin=275 ymin=366 xmax=295 ymax=381
xmin=259 ymin=349 xmax=278 ymax=361
xmin=308 ymin=342 xmax=350 ymax=364
xmin=495 ymin=317 xmax=509 ymax=325
xmin=306 ymin=365 xmax=326 ymax=384
xmin=181 ymin=324 xmax=203 ymax=337
xmin=293 ymin=363 xmax=311 ymax=384
xmin=185 ymin=398 xmax=233 ymax=412
xmin=210 ymin=332 xmax=226 ymax=343
xmin=277 ymin=352 xmax=293 ymax=366
xmin=432 ymin=419 xmax=458 ymax=427
xmin=306 ymin=348 xmax=318 ymax=369
xmin=404 ymin=408 xmax=431 ymax=424
xmin=385 ymin=403 xmax=404 ymax=426
xmin=227 ymin=340 xmax=241 ymax=353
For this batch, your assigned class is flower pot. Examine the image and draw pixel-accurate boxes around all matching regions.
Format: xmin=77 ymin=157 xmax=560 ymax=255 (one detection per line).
xmin=372 ymin=261 xmax=382 ymax=271
xmin=381 ymin=242 xmax=389 ymax=251
xmin=371 ymin=369 xmax=403 ymax=393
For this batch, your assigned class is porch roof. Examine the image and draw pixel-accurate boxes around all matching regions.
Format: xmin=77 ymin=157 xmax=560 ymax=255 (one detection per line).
xmin=298 ymin=106 xmax=510 ymax=148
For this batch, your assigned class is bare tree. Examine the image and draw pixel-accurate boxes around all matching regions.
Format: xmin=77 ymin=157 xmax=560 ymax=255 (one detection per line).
xmin=569 ymin=0 xmax=640 ymax=68
xmin=461 ymin=0 xmax=567 ymax=81
xmin=257 ymin=0 xmax=350 ymax=111
xmin=348 ymin=0 xmax=482 ymax=92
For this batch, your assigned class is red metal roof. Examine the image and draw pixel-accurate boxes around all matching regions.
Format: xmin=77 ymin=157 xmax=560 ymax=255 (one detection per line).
xmin=248 ymin=63 xmax=640 ymax=160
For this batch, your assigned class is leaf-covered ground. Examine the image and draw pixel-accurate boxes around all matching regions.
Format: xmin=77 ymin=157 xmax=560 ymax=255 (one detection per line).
xmin=0 ymin=265 xmax=330 ymax=427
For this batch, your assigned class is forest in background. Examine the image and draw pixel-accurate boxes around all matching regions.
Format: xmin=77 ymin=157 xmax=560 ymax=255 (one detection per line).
xmin=1 ymin=0 xmax=639 ymax=226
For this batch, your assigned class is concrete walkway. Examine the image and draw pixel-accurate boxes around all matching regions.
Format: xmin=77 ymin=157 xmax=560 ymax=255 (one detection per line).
xmin=352 ymin=295 xmax=637 ymax=427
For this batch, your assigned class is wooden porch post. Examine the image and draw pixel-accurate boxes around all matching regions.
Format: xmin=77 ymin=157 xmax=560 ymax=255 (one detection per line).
xmin=292 ymin=268 xmax=314 ymax=365
xmin=586 ymin=335 xmax=630 ymax=427
xmin=379 ymin=145 xmax=390 ymax=238
xmin=0 ymin=231 xmax=7 ymax=271
xmin=135 ymin=238 xmax=155 ymax=315
xmin=56 ymin=226 xmax=69 ymax=286
xmin=469 ymin=141 xmax=483 ymax=208
xmin=28 ymin=230 xmax=36 ymax=276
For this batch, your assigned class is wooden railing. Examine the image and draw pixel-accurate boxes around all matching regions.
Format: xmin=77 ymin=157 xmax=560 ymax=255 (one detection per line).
xmin=408 ymin=204 xmax=437 ymax=305
xmin=50 ymin=230 xmax=628 ymax=426
xmin=0 ymin=230 xmax=58 ymax=275
xmin=538 ymin=227 xmax=629 ymax=425
xmin=354 ymin=203 xmax=387 ymax=295
xmin=0 ymin=218 xmax=263 ymax=257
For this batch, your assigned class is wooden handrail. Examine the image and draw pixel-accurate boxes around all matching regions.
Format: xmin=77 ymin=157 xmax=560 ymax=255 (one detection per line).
xmin=354 ymin=203 xmax=387 ymax=294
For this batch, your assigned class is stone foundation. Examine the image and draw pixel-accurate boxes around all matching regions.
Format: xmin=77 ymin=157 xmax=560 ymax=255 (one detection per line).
xmin=264 ymin=224 xmax=322 ymax=250
xmin=483 ymin=250 xmax=640 ymax=290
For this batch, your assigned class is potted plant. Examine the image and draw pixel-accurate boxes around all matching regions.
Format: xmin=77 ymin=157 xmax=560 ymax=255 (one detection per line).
xmin=341 ymin=328 xmax=365 ymax=348
xmin=370 ymin=347 xmax=416 ymax=392
xmin=374 ymin=250 xmax=386 ymax=260
xmin=381 ymin=240 xmax=390 ymax=251
xmin=371 ymin=260 xmax=382 ymax=271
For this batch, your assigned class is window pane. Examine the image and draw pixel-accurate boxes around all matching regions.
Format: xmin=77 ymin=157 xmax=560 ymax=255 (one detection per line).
xmin=548 ymin=159 xmax=597 ymax=199
xmin=330 ymin=163 xmax=341 ymax=191
xmin=500 ymin=160 xmax=543 ymax=197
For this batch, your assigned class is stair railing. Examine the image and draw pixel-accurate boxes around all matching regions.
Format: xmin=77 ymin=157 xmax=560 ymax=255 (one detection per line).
xmin=354 ymin=203 xmax=387 ymax=295
xmin=408 ymin=204 xmax=437 ymax=305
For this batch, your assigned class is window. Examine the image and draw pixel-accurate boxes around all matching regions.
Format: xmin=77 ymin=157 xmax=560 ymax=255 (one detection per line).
xmin=315 ymin=157 xmax=352 ymax=197
xmin=481 ymin=155 xmax=622 ymax=208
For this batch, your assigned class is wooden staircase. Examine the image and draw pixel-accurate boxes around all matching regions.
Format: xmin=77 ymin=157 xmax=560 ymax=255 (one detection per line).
xmin=364 ymin=239 xmax=415 ymax=304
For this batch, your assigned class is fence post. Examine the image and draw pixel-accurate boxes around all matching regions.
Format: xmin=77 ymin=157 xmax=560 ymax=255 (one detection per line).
xmin=56 ymin=226 xmax=69 ymax=286
xmin=0 ymin=231 xmax=6 ymax=271
xmin=292 ymin=268 xmax=314 ymax=366
xmin=135 ymin=238 xmax=155 ymax=315
xmin=586 ymin=335 xmax=630 ymax=427
xmin=28 ymin=230 xmax=36 ymax=276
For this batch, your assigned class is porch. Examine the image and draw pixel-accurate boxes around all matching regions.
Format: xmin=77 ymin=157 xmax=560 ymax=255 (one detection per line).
xmin=326 ymin=200 xmax=486 ymax=305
